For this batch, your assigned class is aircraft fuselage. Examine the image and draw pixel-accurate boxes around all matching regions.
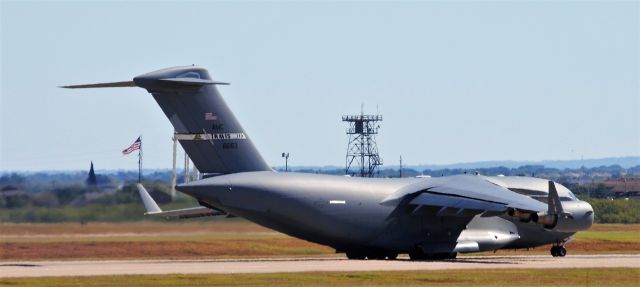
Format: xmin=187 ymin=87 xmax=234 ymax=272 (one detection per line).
xmin=178 ymin=171 xmax=590 ymax=255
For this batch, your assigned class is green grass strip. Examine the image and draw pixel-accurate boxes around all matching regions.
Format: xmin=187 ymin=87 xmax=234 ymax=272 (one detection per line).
xmin=1 ymin=268 xmax=638 ymax=287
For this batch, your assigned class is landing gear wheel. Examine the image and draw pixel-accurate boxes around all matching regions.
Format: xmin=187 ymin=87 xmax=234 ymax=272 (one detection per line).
xmin=386 ymin=252 xmax=399 ymax=260
xmin=346 ymin=251 xmax=366 ymax=260
xmin=550 ymin=246 xmax=567 ymax=257
xmin=557 ymin=246 xmax=567 ymax=257
xmin=409 ymin=250 xmax=426 ymax=260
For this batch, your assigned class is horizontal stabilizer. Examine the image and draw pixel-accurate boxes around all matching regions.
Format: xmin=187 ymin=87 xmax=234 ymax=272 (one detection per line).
xmin=136 ymin=184 xmax=225 ymax=219
xmin=136 ymin=183 xmax=161 ymax=213
xmin=60 ymin=81 xmax=136 ymax=89
xmin=146 ymin=206 xmax=225 ymax=219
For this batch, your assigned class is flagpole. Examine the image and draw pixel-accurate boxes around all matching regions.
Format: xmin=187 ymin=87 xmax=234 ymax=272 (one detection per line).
xmin=138 ymin=135 xmax=142 ymax=183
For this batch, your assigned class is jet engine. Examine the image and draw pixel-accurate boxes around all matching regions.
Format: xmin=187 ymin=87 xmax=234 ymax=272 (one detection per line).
xmin=532 ymin=200 xmax=594 ymax=232
xmin=534 ymin=183 xmax=593 ymax=258
xmin=508 ymin=181 xmax=593 ymax=233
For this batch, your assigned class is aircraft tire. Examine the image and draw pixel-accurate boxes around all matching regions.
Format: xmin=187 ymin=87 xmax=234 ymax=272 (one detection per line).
xmin=346 ymin=250 xmax=366 ymax=260
xmin=550 ymin=246 xmax=560 ymax=257
xmin=408 ymin=250 xmax=426 ymax=260
xmin=386 ymin=252 xmax=399 ymax=260
xmin=557 ymin=247 xmax=567 ymax=257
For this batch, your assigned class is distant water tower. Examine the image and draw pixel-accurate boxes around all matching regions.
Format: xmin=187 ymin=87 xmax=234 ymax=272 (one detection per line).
xmin=342 ymin=110 xmax=383 ymax=177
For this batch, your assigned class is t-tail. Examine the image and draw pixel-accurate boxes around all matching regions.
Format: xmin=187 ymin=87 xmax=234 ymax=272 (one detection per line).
xmin=62 ymin=66 xmax=271 ymax=175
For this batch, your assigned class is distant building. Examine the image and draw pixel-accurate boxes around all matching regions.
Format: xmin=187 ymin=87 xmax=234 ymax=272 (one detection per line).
xmin=0 ymin=185 xmax=25 ymax=196
xmin=603 ymin=178 xmax=640 ymax=199
xmin=86 ymin=161 xmax=97 ymax=186
xmin=0 ymin=185 xmax=32 ymax=208
xmin=84 ymin=161 xmax=117 ymax=190
xmin=75 ymin=161 xmax=118 ymax=204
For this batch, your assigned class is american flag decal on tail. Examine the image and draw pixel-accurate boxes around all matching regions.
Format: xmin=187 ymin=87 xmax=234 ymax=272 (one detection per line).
xmin=122 ymin=137 xmax=142 ymax=155
xmin=205 ymin=112 xmax=217 ymax=120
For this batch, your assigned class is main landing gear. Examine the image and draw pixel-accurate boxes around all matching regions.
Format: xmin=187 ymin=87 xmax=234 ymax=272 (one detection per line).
xmin=550 ymin=245 xmax=567 ymax=257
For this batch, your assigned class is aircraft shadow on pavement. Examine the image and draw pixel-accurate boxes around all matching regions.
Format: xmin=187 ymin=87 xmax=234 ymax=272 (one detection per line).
xmin=0 ymin=264 xmax=40 ymax=267
xmin=157 ymin=257 xmax=525 ymax=265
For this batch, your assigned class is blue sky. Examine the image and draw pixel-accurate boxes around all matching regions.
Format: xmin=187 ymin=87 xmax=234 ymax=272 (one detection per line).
xmin=1 ymin=1 xmax=638 ymax=171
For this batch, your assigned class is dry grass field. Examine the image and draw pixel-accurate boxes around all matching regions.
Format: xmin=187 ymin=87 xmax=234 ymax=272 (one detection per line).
xmin=0 ymin=220 xmax=334 ymax=260
xmin=1 ymin=221 xmax=638 ymax=260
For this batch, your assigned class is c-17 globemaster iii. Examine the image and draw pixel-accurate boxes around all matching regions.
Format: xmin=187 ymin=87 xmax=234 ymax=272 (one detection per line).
xmin=63 ymin=66 xmax=593 ymax=260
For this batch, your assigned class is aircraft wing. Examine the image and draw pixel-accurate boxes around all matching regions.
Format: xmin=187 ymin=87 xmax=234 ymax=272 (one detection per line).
xmin=381 ymin=175 xmax=547 ymax=216
xmin=136 ymin=184 xmax=226 ymax=219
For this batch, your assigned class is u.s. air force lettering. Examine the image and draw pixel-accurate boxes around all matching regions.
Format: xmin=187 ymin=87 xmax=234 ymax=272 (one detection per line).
xmin=175 ymin=133 xmax=246 ymax=141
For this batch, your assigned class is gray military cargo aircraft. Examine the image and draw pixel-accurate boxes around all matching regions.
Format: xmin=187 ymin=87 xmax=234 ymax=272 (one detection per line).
xmin=63 ymin=66 xmax=594 ymax=260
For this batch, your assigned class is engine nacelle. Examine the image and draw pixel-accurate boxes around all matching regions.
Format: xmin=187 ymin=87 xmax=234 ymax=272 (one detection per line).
xmin=532 ymin=201 xmax=594 ymax=232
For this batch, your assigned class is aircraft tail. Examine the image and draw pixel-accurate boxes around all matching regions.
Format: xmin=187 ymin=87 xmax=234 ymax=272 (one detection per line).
xmin=63 ymin=66 xmax=271 ymax=175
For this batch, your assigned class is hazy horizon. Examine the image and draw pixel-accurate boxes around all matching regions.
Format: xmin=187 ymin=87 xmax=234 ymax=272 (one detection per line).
xmin=3 ymin=155 xmax=638 ymax=173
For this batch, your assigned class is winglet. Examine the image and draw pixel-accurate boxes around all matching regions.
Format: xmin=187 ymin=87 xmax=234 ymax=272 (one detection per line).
xmin=135 ymin=183 xmax=226 ymax=219
xmin=136 ymin=183 xmax=162 ymax=214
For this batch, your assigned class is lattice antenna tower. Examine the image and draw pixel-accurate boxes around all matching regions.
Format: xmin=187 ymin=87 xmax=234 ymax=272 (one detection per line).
xmin=342 ymin=107 xmax=383 ymax=177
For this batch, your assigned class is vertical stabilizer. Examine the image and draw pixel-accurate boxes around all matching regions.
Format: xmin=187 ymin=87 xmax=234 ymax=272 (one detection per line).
xmin=62 ymin=66 xmax=271 ymax=175
xmin=133 ymin=66 xmax=270 ymax=174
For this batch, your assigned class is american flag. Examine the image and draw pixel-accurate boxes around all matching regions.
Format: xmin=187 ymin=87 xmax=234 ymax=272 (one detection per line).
xmin=205 ymin=112 xmax=217 ymax=120
xmin=122 ymin=137 xmax=141 ymax=155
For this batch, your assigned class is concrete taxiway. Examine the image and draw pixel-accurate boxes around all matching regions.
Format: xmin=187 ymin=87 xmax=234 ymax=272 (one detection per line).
xmin=1 ymin=254 xmax=638 ymax=278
